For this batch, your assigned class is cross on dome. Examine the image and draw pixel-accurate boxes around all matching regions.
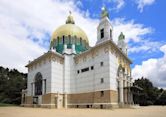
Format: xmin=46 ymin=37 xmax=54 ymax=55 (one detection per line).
xmin=101 ymin=6 xmax=109 ymax=18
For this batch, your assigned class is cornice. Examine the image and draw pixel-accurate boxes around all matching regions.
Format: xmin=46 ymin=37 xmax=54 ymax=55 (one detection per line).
xmin=25 ymin=51 xmax=64 ymax=67
xmin=75 ymin=40 xmax=132 ymax=64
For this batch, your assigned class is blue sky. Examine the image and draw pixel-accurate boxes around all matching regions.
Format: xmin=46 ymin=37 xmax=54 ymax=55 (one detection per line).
xmin=0 ymin=0 xmax=166 ymax=88
xmin=77 ymin=0 xmax=166 ymax=66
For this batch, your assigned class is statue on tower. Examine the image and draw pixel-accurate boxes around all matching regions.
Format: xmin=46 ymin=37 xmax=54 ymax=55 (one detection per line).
xmin=117 ymin=32 xmax=128 ymax=55
xmin=118 ymin=32 xmax=125 ymax=40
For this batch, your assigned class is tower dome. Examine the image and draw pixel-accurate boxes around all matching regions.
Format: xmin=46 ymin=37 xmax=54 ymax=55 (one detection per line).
xmin=50 ymin=12 xmax=89 ymax=54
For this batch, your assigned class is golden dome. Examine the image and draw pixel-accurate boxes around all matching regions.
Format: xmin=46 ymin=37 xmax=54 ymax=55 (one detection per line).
xmin=51 ymin=24 xmax=88 ymax=43
xmin=51 ymin=12 xmax=89 ymax=43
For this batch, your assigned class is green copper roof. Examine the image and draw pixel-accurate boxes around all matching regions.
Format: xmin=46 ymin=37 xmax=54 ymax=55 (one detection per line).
xmin=118 ymin=32 xmax=125 ymax=40
xmin=50 ymin=36 xmax=89 ymax=54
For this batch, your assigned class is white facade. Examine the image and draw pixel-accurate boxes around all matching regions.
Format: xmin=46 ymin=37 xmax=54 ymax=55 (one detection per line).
xmin=27 ymin=52 xmax=64 ymax=96
xmin=22 ymin=8 xmax=133 ymax=108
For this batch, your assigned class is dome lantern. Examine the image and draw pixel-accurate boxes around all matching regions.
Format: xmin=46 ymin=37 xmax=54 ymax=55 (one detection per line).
xmin=66 ymin=11 xmax=75 ymax=24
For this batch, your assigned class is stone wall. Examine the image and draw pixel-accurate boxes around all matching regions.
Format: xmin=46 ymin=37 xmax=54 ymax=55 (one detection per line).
xmin=22 ymin=90 xmax=118 ymax=109
xmin=67 ymin=90 xmax=118 ymax=109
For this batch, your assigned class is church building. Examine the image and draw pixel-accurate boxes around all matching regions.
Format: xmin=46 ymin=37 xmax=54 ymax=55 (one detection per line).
xmin=21 ymin=8 xmax=133 ymax=109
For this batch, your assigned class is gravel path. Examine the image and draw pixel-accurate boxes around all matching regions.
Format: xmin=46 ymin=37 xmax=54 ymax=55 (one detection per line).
xmin=0 ymin=106 xmax=166 ymax=117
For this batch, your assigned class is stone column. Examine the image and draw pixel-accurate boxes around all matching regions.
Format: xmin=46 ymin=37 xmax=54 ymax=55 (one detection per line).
xmin=124 ymin=74 xmax=127 ymax=104
xmin=57 ymin=92 xmax=59 ymax=109
xmin=42 ymin=79 xmax=45 ymax=95
xmin=21 ymin=90 xmax=24 ymax=105
xmin=72 ymin=44 xmax=76 ymax=54
xmin=119 ymin=69 xmax=124 ymax=107
xmin=64 ymin=93 xmax=68 ymax=108
xmin=130 ymin=83 xmax=134 ymax=104
xmin=63 ymin=52 xmax=68 ymax=94
xmin=126 ymin=76 xmax=130 ymax=104
xmin=32 ymin=82 xmax=35 ymax=96
xmin=63 ymin=44 xmax=67 ymax=54
xmin=119 ymin=79 xmax=124 ymax=104
xmin=126 ymin=82 xmax=129 ymax=104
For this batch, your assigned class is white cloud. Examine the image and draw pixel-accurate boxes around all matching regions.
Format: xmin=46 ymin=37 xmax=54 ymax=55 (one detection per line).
xmin=75 ymin=0 xmax=83 ymax=8
xmin=112 ymin=18 xmax=160 ymax=54
xmin=112 ymin=18 xmax=152 ymax=43
xmin=0 ymin=31 xmax=46 ymax=73
xmin=0 ymin=0 xmax=99 ymax=72
xmin=129 ymin=40 xmax=162 ymax=53
xmin=132 ymin=44 xmax=166 ymax=88
xmin=0 ymin=0 xmax=156 ymax=74
xmin=136 ymin=0 xmax=155 ymax=12
xmin=105 ymin=0 xmax=125 ymax=11
xmin=116 ymin=0 xmax=125 ymax=10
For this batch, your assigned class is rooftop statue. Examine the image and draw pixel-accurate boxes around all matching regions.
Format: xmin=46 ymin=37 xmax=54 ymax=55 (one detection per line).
xmin=118 ymin=32 xmax=125 ymax=40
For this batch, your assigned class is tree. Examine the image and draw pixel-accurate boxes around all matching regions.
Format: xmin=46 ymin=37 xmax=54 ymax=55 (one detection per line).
xmin=0 ymin=66 xmax=27 ymax=104
xmin=133 ymin=77 xmax=166 ymax=106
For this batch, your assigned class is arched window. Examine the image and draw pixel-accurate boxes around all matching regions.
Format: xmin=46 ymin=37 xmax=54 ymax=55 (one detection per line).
xmin=117 ymin=65 xmax=123 ymax=77
xmin=34 ymin=72 xmax=42 ymax=96
xmin=110 ymin=29 xmax=112 ymax=38
xmin=62 ymin=36 xmax=65 ymax=44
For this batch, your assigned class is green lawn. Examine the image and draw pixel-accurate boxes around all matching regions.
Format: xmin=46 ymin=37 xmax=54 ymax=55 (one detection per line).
xmin=0 ymin=103 xmax=18 ymax=107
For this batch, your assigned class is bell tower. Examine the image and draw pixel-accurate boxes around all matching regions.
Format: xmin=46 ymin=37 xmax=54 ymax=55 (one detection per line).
xmin=117 ymin=32 xmax=128 ymax=55
xmin=96 ymin=7 xmax=113 ymax=45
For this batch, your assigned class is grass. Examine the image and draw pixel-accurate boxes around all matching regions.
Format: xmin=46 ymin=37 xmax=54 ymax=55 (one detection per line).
xmin=0 ymin=103 xmax=18 ymax=107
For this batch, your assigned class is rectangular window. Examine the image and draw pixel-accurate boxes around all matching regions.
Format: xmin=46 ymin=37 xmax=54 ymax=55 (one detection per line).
xmin=77 ymin=70 xmax=80 ymax=74
xmin=100 ymin=91 xmax=104 ymax=97
xmin=100 ymin=62 xmax=104 ymax=66
xmin=81 ymin=67 xmax=89 ymax=73
xmin=110 ymin=29 xmax=112 ymax=38
xmin=31 ymin=83 xmax=33 ymax=96
xmin=44 ymin=79 xmax=46 ymax=94
xmin=62 ymin=36 xmax=65 ymax=44
xmin=101 ymin=78 xmax=104 ymax=83
xmin=100 ymin=29 xmax=104 ymax=39
xmin=91 ymin=66 xmax=94 ymax=70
